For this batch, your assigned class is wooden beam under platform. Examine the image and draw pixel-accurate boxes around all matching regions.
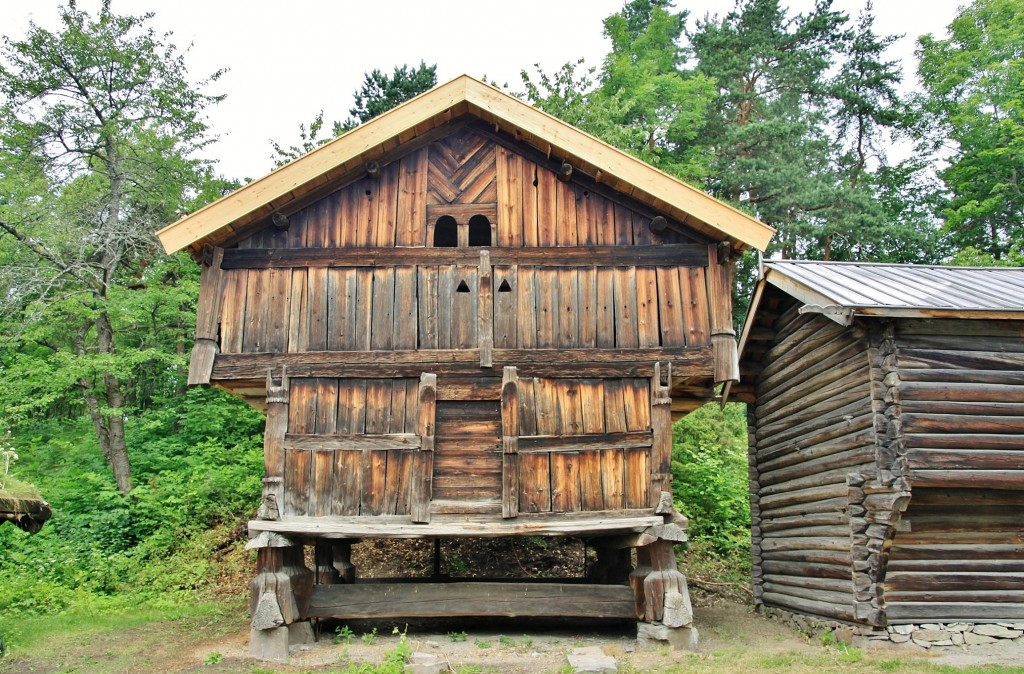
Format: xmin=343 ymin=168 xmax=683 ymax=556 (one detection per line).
xmin=307 ymin=582 xmax=636 ymax=620
xmin=249 ymin=511 xmax=662 ymax=539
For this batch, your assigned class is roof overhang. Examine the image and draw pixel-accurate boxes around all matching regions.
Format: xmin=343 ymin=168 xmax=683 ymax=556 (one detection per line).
xmin=157 ymin=75 xmax=775 ymax=257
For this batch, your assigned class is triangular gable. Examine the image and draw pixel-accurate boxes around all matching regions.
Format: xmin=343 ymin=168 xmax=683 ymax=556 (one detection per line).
xmin=157 ymin=75 xmax=775 ymax=257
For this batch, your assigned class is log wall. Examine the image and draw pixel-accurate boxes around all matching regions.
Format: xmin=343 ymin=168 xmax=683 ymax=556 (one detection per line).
xmin=750 ymin=308 xmax=877 ymax=623
xmin=880 ymin=318 xmax=1024 ymax=623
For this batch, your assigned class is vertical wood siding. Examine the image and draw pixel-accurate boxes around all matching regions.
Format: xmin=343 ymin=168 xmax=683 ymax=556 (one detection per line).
xmin=284 ymin=377 xmax=419 ymax=517
xmin=218 ymin=264 xmax=709 ymax=354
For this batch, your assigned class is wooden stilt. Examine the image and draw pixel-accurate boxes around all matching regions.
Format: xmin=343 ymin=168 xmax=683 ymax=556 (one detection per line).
xmin=332 ymin=540 xmax=356 ymax=583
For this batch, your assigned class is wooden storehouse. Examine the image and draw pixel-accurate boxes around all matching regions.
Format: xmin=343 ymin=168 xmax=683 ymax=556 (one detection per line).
xmin=732 ymin=260 xmax=1024 ymax=629
xmin=157 ymin=75 xmax=774 ymax=658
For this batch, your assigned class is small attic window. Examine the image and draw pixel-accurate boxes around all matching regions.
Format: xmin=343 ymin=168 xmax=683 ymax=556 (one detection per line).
xmin=433 ymin=216 xmax=458 ymax=247
xmin=468 ymin=215 xmax=491 ymax=247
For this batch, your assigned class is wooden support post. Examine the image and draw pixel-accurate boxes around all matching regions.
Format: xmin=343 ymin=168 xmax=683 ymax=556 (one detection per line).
xmin=332 ymin=540 xmax=356 ymax=583
xmin=249 ymin=540 xmax=314 ymax=662
xmin=479 ymin=250 xmax=493 ymax=368
xmin=411 ymin=372 xmax=437 ymax=523
xmin=588 ymin=546 xmax=632 ymax=584
xmin=630 ymin=544 xmax=653 ymax=620
xmin=650 ymin=363 xmax=672 ymax=507
xmin=188 ymin=245 xmax=226 ymax=385
xmin=258 ymin=367 xmax=289 ymax=521
xmin=630 ymin=539 xmax=693 ymax=628
xmin=314 ymin=540 xmax=339 ymax=585
xmin=501 ymin=366 xmax=519 ymax=519
xmin=706 ymin=244 xmax=738 ymax=385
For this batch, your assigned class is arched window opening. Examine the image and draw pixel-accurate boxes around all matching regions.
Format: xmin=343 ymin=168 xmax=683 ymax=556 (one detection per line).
xmin=433 ymin=216 xmax=458 ymax=247
xmin=468 ymin=214 xmax=491 ymax=247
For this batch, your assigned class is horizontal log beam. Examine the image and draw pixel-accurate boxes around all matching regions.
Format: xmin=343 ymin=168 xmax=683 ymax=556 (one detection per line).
xmin=211 ymin=347 xmax=713 ymax=380
xmin=307 ymin=582 xmax=636 ymax=619
xmin=886 ymin=602 xmax=1024 ymax=622
xmin=221 ymin=244 xmax=709 ymax=269
xmin=908 ymin=469 xmax=1024 ymax=489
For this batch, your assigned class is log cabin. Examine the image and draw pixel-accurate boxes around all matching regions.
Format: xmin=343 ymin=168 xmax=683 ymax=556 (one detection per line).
xmin=731 ymin=260 xmax=1024 ymax=634
xmin=157 ymin=75 xmax=775 ymax=660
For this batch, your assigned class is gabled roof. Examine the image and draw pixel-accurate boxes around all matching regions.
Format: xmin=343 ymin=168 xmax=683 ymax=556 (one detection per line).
xmin=755 ymin=260 xmax=1024 ymax=326
xmin=157 ymin=75 xmax=774 ymax=256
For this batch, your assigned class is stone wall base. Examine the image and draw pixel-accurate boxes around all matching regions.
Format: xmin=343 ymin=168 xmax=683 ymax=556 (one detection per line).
xmin=758 ymin=606 xmax=1024 ymax=649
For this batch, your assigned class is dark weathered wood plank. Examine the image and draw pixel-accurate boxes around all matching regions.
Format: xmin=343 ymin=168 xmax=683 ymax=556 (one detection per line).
xmin=519 ymin=451 xmax=551 ymax=513
xmin=479 ymin=251 xmax=493 ymax=367
xmin=493 ymin=265 xmax=518 ymax=348
xmin=285 ymin=433 xmax=421 ymax=451
xmin=635 ymin=267 xmax=660 ymax=349
xmin=221 ymin=245 xmax=709 ymax=269
xmin=601 ymin=448 xmax=626 ymax=511
xmin=613 ymin=267 xmax=639 ymax=348
xmin=516 ymin=267 xmax=538 ymax=349
xmin=579 ymin=449 xmax=604 ymax=512
xmin=307 ymin=582 xmax=636 ymax=619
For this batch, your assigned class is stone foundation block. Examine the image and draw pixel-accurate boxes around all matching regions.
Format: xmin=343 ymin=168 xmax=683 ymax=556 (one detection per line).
xmin=637 ymin=623 xmax=699 ymax=651
xmin=249 ymin=626 xmax=289 ymax=662
xmin=566 ymin=647 xmax=617 ymax=674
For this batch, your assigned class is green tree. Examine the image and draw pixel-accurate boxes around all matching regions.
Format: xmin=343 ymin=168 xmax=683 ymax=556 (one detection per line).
xmin=271 ymin=61 xmax=437 ymax=166
xmin=595 ymin=1 xmax=715 ymax=179
xmin=0 ymin=0 xmax=223 ymax=495
xmin=690 ymin=0 xmax=933 ymax=261
xmin=917 ymin=0 xmax=1024 ymax=260
xmin=521 ymin=2 xmax=714 ymax=181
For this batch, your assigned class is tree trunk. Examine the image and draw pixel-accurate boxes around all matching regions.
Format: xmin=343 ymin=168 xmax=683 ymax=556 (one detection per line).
xmin=76 ymin=312 xmax=135 ymax=496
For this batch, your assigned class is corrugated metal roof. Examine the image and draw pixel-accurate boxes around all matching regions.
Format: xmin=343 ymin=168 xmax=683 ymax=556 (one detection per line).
xmin=764 ymin=260 xmax=1024 ymax=318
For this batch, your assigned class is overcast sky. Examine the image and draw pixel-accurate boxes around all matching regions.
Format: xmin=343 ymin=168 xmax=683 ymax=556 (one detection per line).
xmin=7 ymin=1 xmax=964 ymax=181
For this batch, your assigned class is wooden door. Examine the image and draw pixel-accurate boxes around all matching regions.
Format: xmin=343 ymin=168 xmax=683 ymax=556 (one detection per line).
xmin=431 ymin=400 xmax=502 ymax=513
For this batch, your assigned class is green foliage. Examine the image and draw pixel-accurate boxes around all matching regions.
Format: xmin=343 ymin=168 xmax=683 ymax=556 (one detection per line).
xmin=0 ymin=385 xmax=263 ymax=621
xmin=347 ymin=62 xmax=437 ymax=127
xmin=671 ymin=403 xmax=750 ymax=555
xmin=950 ymin=244 xmax=1024 ymax=267
xmin=691 ymin=0 xmax=931 ymax=262
xmin=334 ymin=624 xmax=356 ymax=644
xmin=520 ymin=3 xmax=715 ymax=182
xmin=0 ymin=0 xmax=225 ymax=496
xmin=448 ymin=630 xmax=468 ymax=642
xmin=203 ymin=651 xmax=224 ymax=665
xmin=917 ymin=0 xmax=1024 ymax=260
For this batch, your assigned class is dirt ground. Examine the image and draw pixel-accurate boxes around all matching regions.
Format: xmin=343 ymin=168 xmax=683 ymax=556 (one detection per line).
xmin=4 ymin=596 xmax=1023 ymax=674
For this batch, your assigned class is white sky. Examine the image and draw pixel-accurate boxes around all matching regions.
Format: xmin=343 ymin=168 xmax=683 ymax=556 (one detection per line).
xmin=6 ymin=0 xmax=964 ymax=182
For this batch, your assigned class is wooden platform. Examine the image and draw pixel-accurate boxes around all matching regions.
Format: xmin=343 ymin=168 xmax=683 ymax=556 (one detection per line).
xmin=0 ymin=495 xmax=52 ymax=534
xmin=307 ymin=581 xmax=636 ymax=619
xmin=249 ymin=511 xmax=662 ymax=539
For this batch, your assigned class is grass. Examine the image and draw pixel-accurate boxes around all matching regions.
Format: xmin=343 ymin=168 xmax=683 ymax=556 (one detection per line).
xmin=0 ymin=476 xmax=42 ymax=501
xmin=0 ymin=599 xmax=239 ymax=669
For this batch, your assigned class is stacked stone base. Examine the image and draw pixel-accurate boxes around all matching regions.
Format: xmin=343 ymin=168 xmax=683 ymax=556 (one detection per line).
xmin=759 ymin=606 xmax=1024 ymax=649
